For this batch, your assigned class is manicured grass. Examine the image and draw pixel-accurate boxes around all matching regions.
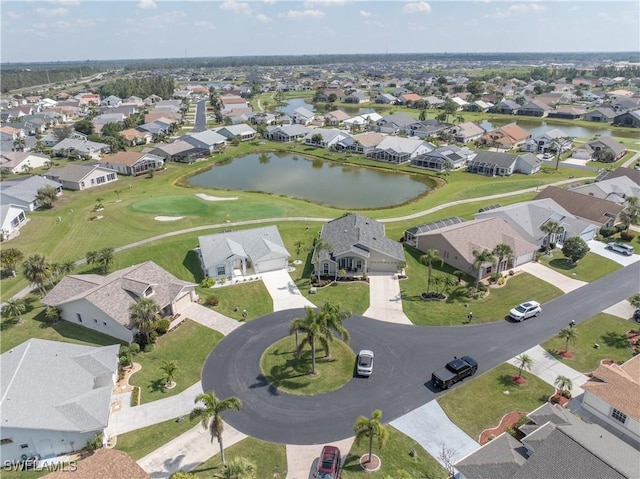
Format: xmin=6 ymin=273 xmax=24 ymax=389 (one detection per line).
xmin=1 ymin=294 xmax=122 ymax=353
xmin=438 ymin=363 xmax=554 ymax=441
xmin=128 ymin=320 xmax=223 ymax=404
xmin=298 ymin=280 xmax=370 ymax=315
xmin=114 ymin=415 xmax=200 ymax=460
xmin=260 ymin=336 xmax=355 ymax=395
xmin=541 ymin=313 xmax=635 ymax=373
xmin=341 ymin=426 xmax=447 ymax=479
xmin=130 ymin=195 xmax=212 ymax=216
xmin=189 ymin=437 xmax=287 ymax=478
xmin=401 ymin=246 xmax=564 ymax=325
xmin=537 ymin=250 xmax=622 ymax=282
xmin=198 ymin=281 xmax=273 ymax=321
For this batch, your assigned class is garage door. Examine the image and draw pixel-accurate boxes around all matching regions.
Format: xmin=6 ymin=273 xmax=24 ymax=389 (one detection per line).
xmin=368 ymin=261 xmax=397 ymax=273
xmin=174 ymin=292 xmax=193 ymax=313
xmin=256 ymin=258 xmax=287 ymax=273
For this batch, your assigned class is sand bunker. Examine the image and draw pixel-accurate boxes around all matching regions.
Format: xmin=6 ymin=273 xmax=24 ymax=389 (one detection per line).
xmin=155 ymin=216 xmax=185 ymax=221
xmin=196 ymin=193 xmax=238 ymax=202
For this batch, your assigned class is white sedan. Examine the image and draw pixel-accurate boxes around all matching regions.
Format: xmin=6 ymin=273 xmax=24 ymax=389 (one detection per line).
xmin=509 ymin=301 xmax=541 ymax=321
xmin=356 ymin=350 xmax=374 ymax=377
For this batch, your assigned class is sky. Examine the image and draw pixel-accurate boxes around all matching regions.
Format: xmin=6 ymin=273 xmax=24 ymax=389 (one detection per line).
xmin=1 ymin=0 xmax=639 ymax=63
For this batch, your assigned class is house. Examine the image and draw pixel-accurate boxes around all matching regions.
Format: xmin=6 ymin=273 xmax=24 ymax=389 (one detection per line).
xmin=250 ymin=111 xmax=277 ymax=125
xmin=412 ymin=217 xmax=538 ymax=277
xmin=119 ymin=128 xmax=153 ymax=146
xmin=474 ymin=198 xmax=599 ymax=246
xmin=573 ymin=137 xmax=627 ymax=162
xmin=376 ymin=113 xmax=417 ymax=134
xmin=334 ymin=132 xmax=385 ymax=155
xmin=465 ymin=100 xmax=493 ymax=113
xmin=343 ymin=112 xmax=382 ymax=131
xmin=42 ymin=261 xmax=198 ymax=343
xmin=613 ymin=110 xmax=640 ymax=128
xmin=548 ymin=106 xmax=587 ymax=120
xmin=314 ymin=214 xmax=405 ymax=277
xmin=0 ymin=176 xmax=62 ymax=211
xmin=101 ymin=95 xmax=122 ymax=107
xmin=478 ymin=123 xmax=531 ymax=149
xmin=580 ymin=355 xmax=640 ymax=445
xmin=344 ymin=91 xmax=369 ymax=104
xmin=404 ymin=216 xmax=466 ymax=247
xmin=181 ymin=130 xmax=227 ymax=153
xmin=0 ymin=151 xmax=51 ymax=174
xmin=448 ymin=122 xmax=486 ymax=143
xmin=41 ymin=449 xmax=150 ymax=479
xmin=0 ymin=203 xmax=28 ymax=241
xmin=291 ymin=107 xmax=315 ymax=125
xmin=516 ymin=98 xmax=553 ymax=117
xmin=599 ymin=167 xmax=640 ymax=186
xmin=304 ymin=129 xmax=352 ymax=149
xmin=397 ymin=93 xmax=423 ymax=106
xmin=535 ymin=186 xmax=624 ymax=227
xmin=0 ymin=339 xmax=119 ymax=464
xmin=100 ymin=151 xmax=164 ymax=177
xmin=467 ymin=151 xmax=542 ymax=176
xmin=51 ymin=138 xmax=111 ymax=160
xmin=495 ymin=99 xmax=521 ymax=115
xmin=264 ymin=124 xmax=312 ymax=142
xmin=198 ymin=226 xmax=290 ymax=279
xmin=324 ymin=110 xmax=351 ymax=127
xmin=411 ymin=145 xmax=476 ymax=171
xmin=374 ymin=93 xmax=397 ymax=104
xmin=212 ymin=124 xmax=257 ymax=142
xmin=584 ymin=107 xmax=618 ymax=123
xmin=148 ymin=140 xmax=209 ymax=163
xmin=569 ymin=177 xmax=640 ymax=204
xmin=520 ymin=128 xmax=572 ymax=154
xmin=407 ymin=119 xmax=449 ymax=139
xmin=455 ymin=402 xmax=640 ymax=479
xmin=366 ymin=136 xmax=432 ymax=164
xmin=43 ymin=164 xmax=118 ymax=191
xmin=449 ymin=96 xmax=468 ymax=109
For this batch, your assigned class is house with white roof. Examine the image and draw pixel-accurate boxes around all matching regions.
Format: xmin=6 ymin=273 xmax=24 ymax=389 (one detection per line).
xmin=366 ymin=136 xmax=432 ymax=164
xmin=181 ymin=130 xmax=227 ymax=153
xmin=43 ymin=163 xmax=118 ymax=191
xmin=0 ymin=176 xmax=62 ymax=211
xmin=520 ymin=128 xmax=572 ymax=154
xmin=0 ymin=203 xmax=28 ymax=241
xmin=0 ymin=151 xmax=51 ymax=175
xmin=303 ymin=129 xmax=352 ymax=149
xmin=343 ymin=112 xmax=382 ymax=131
xmin=212 ymin=124 xmax=257 ymax=142
xmin=0 ymin=339 xmax=119 ymax=463
xmin=291 ymin=107 xmax=315 ymax=125
xmin=51 ymin=138 xmax=111 ymax=160
xmin=198 ymin=226 xmax=290 ymax=280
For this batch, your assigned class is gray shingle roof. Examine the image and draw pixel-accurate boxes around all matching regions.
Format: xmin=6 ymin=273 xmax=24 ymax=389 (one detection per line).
xmin=469 ymin=150 xmax=518 ymax=168
xmin=45 ymin=163 xmax=112 ymax=183
xmin=1 ymin=339 xmax=118 ymax=432
xmin=0 ymin=175 xmax=62 ymax=204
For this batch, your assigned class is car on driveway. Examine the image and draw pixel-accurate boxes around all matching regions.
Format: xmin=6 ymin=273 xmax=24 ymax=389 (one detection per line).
xmin=315 ymin=445 xmax=341 ymax=479
xmin=509 ymin=301 xmax=541 ymax=321
xmin=356 ymin=350 xmax=374 ymax=377
xmin=605 ymin=242 xmax=634 ymax=256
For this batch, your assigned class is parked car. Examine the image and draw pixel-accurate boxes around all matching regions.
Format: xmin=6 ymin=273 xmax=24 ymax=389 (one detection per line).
xmin=432 ymin=356 xmax=478 ymax=390
xmin=509 ymin=301 xmax=542 ymax=321
xmin=356 ymin=350 xmax=374 ymax=377
xmin=634 ymin=309 xmax=640 ymax=322
xmin=315 ymin=445 xmax=341 ymax=479
xmin=543 ymin=152 xmax=553 ymax=159
xmin=606 ymin=242 xmax=634 ymax=256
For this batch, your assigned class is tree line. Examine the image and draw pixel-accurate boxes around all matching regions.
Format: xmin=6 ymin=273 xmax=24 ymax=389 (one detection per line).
xmin=98 ymin=75 xmax=175 ymax=100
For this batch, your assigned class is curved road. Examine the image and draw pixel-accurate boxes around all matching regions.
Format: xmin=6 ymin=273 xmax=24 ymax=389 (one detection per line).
xmin=202 ymin=262 xmax=640 ymax=444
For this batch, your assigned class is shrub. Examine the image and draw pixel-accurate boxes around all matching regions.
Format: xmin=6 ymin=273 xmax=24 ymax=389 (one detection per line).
xmin=550 ymin=395 xmax=560 ymax=404
xmin=86 ymin=433 xmax=104 ymax=451
xmin=549 ymin=242 xmax=557 ymax=250
xmin=200 ymin=277 xmax=216 ymax=288
xmin=498 ymin=276 xmax=506 ymax=286
xmin=144 ymin=343 xmax=154 ymax=353
xmin=149 ymin=330 xmax=158 ymax=343
xmin=131 ymin=386 xmax=141 ymax=406
xmin=204 ymin=295 xmax=220 ymax=307
xmin=119 ymin=354 xmax=131 ymax=367
xmin=155 ymin=318 xmax=171 ymax=335
xmin=620 ymin=230 xmax=635 ymax=241
xmin=615 ymin=223 xmax=627 ymax=233
xmin=599 ymin=226 xmax=617 ymax=238
xmin=129 ymin=343 xmax=140 ymax=355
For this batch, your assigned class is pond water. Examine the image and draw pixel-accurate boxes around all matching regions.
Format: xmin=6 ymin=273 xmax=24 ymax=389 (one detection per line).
xmin=187 ymin=152 xmax=430 ymax=209
xmin=278 ymin=98 xmax=374 ymax=117
xmin=477 ymin=119 xmax=632 ymax=139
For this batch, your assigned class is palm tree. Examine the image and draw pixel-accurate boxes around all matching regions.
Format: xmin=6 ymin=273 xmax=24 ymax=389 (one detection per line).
xmin=86 ymin=247 xmax=115 ymax=273
xmin=2 ymin=298 xmax=27 ymax=324
xmin=554 ymin=375 xmax=573 ymax=397
xmin=53 ymin=260 xmax=75 ymax=278
xmin=515 ymin=353 xmax=533 ymax=379
xmin=540 ymin=220 xmax=561 ymax=254
xmin=212 ymin=457 xmax=256 ymax=479
xmin=471 ymin=249 xmax=496 ymax=290
xmin=22 ymin=254 xmax=54 ymax=296
xmin=312 ymin=236 xmax=332 ymax=277
xmin=114 ymin=189 xmax=122 ymax=202
xmin=0 ymin=247 xmax=24 ymax=277
xmin=492 ymin=243 xmax=514 ymax=274
xmin=318 ymin=301 xmax=350 ymax=357
xmin=620 ymin=203 xmax=640 ymax=232
xmin=293 ymin=240 xmax=304 ymax=259
xmin=558 ymin=327 xmax=577 ymax=354
xmin=159 ymin=359 xmax=179 ymax=389
xmin=289 ymin=307 xmax=334 ymax=374
xmin=550 ymin=136 xmax=572 ymax=171
xmin=354 ymin=409 xmax=389 ymax=464
xmin=191 ymin=391 xmax=243 ymax=465
xmin=129 ymin=297 xmax=160 ymax=344
xmin=420 ymin=249 xmax=443 ymax=294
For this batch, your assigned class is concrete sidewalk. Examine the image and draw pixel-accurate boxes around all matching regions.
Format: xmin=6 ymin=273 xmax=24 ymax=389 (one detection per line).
xmin=285 ymin=437 xmax=354 ymax=479
xmin=182 ymin=302 xmax=242 ymax=336
xmin=363 ymin=274 xmax=412 ymax=324
xmin=137 ymin=421 xmax=247 ymax=478
xmin=603 ymin=299 xmax=636 ymax=320
xmin=518 ymin=262 xmax=587 ymax=293
xmin=261 ymin=269 xmax=316 ymax=311
xmin=391 ymin=401 xmax=479 ymax=468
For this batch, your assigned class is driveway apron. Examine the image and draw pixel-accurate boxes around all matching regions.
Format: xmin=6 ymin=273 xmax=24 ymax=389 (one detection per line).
xmin=182 ymin=302 xmax=242 ymax=335
xmin=364 ymin=273 xmax=412 ymax=324
xmin=285 ymin=437 xmax=354 ymax=479
xmin=517 ymin=262 xmax=587 ymax=293
xmin=261 ymin=269 xmax=316 ymax=311
xmin=587 ymin=239 xmax=640 ymax=266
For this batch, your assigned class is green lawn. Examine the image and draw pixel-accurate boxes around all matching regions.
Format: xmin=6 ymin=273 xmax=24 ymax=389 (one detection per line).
xmin=603 ymin=233 xmax=640 ymax=254
xmin=541 ymin=313 xmax=635 ymax=373
xmin=115 ymin=415 xmax=200 ymax=460
xmin=537 ymin=250 xmax=621 ymax=282
xmin=438 ymin=363 xmax=554 ymax=440
xmin=341 ymin=426 xmax=447 ymax=479
xmin=198 ymin=281 xmax=273 ymax=321
xmin=260 ymin=336 xmax=355 ymax=395
xmin=129 ymin=320 xmax=222 ymax=404
xmin=401 ymin=246 xmax=564 ymax=325
xmin=189 ymin=437 xmax=287 ymax=478
xmin=298 ymin=280 xmax=370 ymax=315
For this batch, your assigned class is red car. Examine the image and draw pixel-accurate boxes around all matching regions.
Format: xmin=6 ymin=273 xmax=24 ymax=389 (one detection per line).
xmin=315 ymin=445 xmax=341 ymax=479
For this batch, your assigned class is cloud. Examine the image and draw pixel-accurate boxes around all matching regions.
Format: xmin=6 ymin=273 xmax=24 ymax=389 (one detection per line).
xmin=256 ymin=13 xmax=272 ymax=23
xmin=485 ymin=3 xmax=546 ymax=19
xmin=138 ymin=0 xmax=157 ymax=9
xmin=280 ymin=9 xmax=325 ymax=19
xmin=7 ymin=11 xmax=23 ymax=19
xmin=220 ymin=0 xmax=252 ymax=15
xmin=75 ymin=18 xmax=96 ymax=27
xmin=364 ymin=19 xmax=384 ymax=27
xmin=360 ymin=10 xmax=371 ymax=17
xmin=34 ymin=7 xmax=68 ymax=16
xmin=263 ymin=0 xmax=276 ymax=4
xmin=402 ymin=2 xmax=431 ymax=14
xmin=194 ymin=20 xmax=216 ymax=30
xmin=303 ymin=0 xmax=346 ymax=6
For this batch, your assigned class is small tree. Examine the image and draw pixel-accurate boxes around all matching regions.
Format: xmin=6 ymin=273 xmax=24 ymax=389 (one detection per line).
xmin=515 ymin=353 xmax=533 ymax=379
xmin=562 ymin=236 xmax=589 ymax=264
xmin=2 ymin=298 xmax=27 ymax=324
xmin=558 ymin=327 xmax=578 ymax=354
xmin=0 ymin=248 xmax=24 ymax=277
xmin=471 ymin=249 xmax=496 ymax=290
xmin=293 ymin=240 xmax=304 ymax=259
xmin=420 ymin=249 xmax=443 ymax=295
xmin=554 ymin=375 xmax=573 ymax=397
xmin=211 ymin=457 xmax=257 ymax=479
xmin=354 ymin=409 xmax=388 ymax=465
xmin=35 ymin=185 xmax=59 ymax=209
xmin=159 ymin=359 xmax=179 ymax=389
xmin=492 ymin=243 xmax=514 ymax=273
xmin=540 ymin=220 xmax=561 ymax=254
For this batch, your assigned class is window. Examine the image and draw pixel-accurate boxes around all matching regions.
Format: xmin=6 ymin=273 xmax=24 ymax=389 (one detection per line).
xmin=611 ymin=408 xmax=627 ymax=424
xmin=96 ymin=176 xmax=105 ymax=184
xmin=486 ymin=266 xmax=492 ymax=274
xmin=93 ymin=318 xmax=98 ymax=323
xmin=323 ymin=263 xmax=329 ymax=274
xmin=20 ymin=444 xmax=29 ymax=449
xmin=76 ymin=313 xmax=83 ymax=323
xmin=216 ymin=266 xmax=226 ymax=276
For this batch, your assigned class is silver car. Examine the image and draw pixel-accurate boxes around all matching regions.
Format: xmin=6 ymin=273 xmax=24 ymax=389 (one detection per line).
xmin=509 ymin=301 xmax=541 ymax=321
xmin=356 ymin=350 xmax=374 ymax=377
xmin=606 ymin=242 xmax=634 ymax=256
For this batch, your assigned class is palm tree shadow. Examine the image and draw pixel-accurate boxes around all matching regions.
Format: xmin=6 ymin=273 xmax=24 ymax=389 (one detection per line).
xmin=149 ymin=378 xmax=166 ymax=394
xmin=600 ymin=331 xmax=630 ymax=349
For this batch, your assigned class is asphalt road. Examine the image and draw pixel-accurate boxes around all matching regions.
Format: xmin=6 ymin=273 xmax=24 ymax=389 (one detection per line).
xmin=193 ymin=99 xmax=207 ymax=132
xmin=202 ymin=262 xmax=640 ymax=445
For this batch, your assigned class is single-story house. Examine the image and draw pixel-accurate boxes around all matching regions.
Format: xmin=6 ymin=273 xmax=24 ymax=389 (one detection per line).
xmin=599 ymin=167 xmax=640 ymax=186
xmin=569 ymin=176 xmax=640 ymax=204
xmin=404 ymin=216 xmax=467 ymax=247
xmin=583 ymin=107 xmax=618 ymax=123
xmin=495 ymin=99 xmax=520 ymax=115
xmin=613 ymin=110 xmax=640 ymax=128
xmin=264 ymin=124 xmax=312 ymax=142
xmin=534 ymin=186 xmax=624 ymax=227
xmin=43 ymin=164 xmax=118 ymax=191
xmin=334 ymin=132 xmax=385 ymax=154
xmin=366 ymin=136 xmax=433 ymax=164
xmin=148 ymin=140 xmax=209 ymax=163
xmin=41 ymin=449 xmax=150 ymax=479
xmin=516 ymin=98 xmax=553 ymax=117
xmin=0 ymin=339 xmax=119 ymax=464
xmin=0 ymin=203 xmax=28 ymax=241
xmin=291 ymin=107 xmax=314 ymax=125
xmin=412 ymin=217 xmax=538 ymax=278
xmin=343 ymin=112 xmax=382 ymax=131
xmin=0 ymin=151 xmax=51 ymax=174
xmin=474 ymin=198 xmax=599 ymax=246
xmin=0 ymin=175 xmax=62 ymax=211
xmin=51 ymin=138 xmax=111 ymax=160
xmin=212 ymin=124 xmax=257 ymax=142
xmin=344 ymin=91 xmax=369 ymax=104
xmin=411 ymin=145 xmax=476 ymax=171
xmin=198 ymin=226 xmax=290 ymax=279
xmin=324 ymin=110 xmax=351 ymax=127
xmin=467 ymin=151 xmax=542 ymax=176
xmin=181 ymin=130 xmax=228 ymax=153
xmin=42 ymin=261 xmax=198 ymax=343
xmin=548 ymin=106 xmax=587 ymax=120
xmin=407 ymin=119 xmax=449 ymax=139
xmin=314 ymin=214 xmax=405 ymax=277
xmin=465 ymin=100 xmax=494 ymax=112
xmin=573 ymin=136 xmax=627 ymax=162
xmin=374 ymin=93 xmax=397 ymax=104
xmin=101 ymin=95 xmax=122 ymax=107
xmin=478 ymin=123 xmax=531 ymax=149
xmin=448 ymin=122 xmax=486 ymax=143
xmin=100 ymin=151 xmax=164 ymax=176
xmin=376 ymin=113 xmax=417 ymax=134
xmin=119 ymin=128 xmax=153 ymax=146
xmin=520 ymin=128 xmax=572 ymax=154
xmin=304 ymin=129 xmax=352 ymax=149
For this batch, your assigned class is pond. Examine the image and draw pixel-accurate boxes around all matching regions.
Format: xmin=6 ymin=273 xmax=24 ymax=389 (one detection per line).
xmin=187 ymin=152 xmax=431 ymax=209
xmin=479 ymin=119 xmax=633 ymax=139
xmin=278 ymin=98 xmax=375 ymax=117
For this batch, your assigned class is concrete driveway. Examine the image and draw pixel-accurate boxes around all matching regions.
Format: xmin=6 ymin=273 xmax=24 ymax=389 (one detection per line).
xmin=518 ymin=262 xmax=587 ymax=293
xmin=587 ymin=239 xmax=640 ymax=266
xmin=261 ymin=269 xmax=315 ymax=311
xmin=285 ymin=437 xmax=354 ymax=479
xmin=363 ymin=273 xmax=412 ymax=324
